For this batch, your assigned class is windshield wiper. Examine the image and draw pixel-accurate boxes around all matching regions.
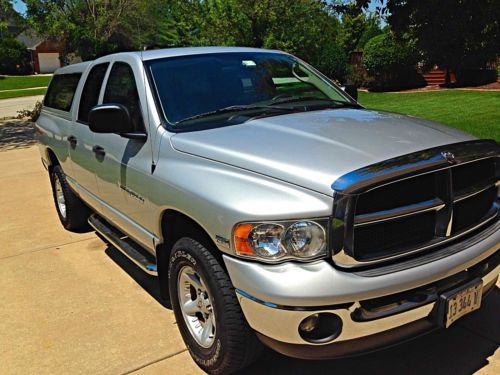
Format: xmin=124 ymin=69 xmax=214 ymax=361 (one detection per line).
xmin=175 ymin=104 xmax=298 ymax=125
xmin=268 ymin=96 xmax=361 ymax=108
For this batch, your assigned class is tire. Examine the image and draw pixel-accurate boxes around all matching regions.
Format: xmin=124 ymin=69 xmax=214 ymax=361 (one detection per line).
xmin=169 ymin=237 xmax=263 ymax=374
xmin=50 ymin=165 xmax=91 ymax=232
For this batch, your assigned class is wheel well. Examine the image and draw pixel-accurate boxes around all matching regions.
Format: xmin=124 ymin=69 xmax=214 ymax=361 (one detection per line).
xmin=46 ymin=148 xmax=59 ymax=171
xmin=158 ymin=210 xmax=221 ymax=261
xmin=156 ymin=210 xmax=224 ymax=301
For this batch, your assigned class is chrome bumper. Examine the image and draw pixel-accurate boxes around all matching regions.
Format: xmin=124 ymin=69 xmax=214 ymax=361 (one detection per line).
xmin=235 ymin=263 xmax=498 ymax=345
xmin=223 ymin=223 xmax=499 ymax=347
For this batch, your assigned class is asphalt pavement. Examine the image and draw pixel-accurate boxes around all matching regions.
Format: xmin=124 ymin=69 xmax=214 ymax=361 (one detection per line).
xmin=0 ymin=119 xmax=498 ymax=374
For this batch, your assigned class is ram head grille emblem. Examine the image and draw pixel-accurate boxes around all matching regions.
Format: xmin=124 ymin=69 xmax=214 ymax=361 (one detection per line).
xmin=441 ymin=151 xmax=456 ymax=164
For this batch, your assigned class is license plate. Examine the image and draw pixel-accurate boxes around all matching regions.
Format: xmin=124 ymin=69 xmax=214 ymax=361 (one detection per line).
xmin=442 ymin=279 xmax=483 ymax=328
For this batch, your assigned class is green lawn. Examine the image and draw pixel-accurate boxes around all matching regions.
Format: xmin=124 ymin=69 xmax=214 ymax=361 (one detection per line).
xmin=0 ymin=75 xmax=52 ymax=91
xmin=358 ymin=90 xmax=500 ymax=140
xmin=0 ymin=88 xmax=47 ymax=100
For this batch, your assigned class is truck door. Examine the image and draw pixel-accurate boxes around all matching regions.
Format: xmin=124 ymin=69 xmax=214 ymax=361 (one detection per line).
xmin=92 ymin=60 xmax=155 ymax=250
xmin=68 ymin=62 xmax=110 ymax=211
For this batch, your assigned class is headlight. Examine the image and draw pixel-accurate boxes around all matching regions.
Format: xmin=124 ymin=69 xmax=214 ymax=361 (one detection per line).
xmin=248 ymin=223 xmax=286 ymax=259
xmin=284 ymin=221 xmax=326 ymax=258
xmin=233 ymin=219 xmax=328 ymax=262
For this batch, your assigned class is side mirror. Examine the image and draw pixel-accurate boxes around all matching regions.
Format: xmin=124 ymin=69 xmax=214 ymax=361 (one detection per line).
xmin=89 ymin=104 xmax=146 ymax=140
xmin=341 ymin=84 xmax=358 ymax=101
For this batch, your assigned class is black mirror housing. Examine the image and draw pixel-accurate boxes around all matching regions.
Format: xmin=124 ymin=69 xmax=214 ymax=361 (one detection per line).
xmin=89 ymin=104 xmax=134 ymax=134
xmin=342 ymin=84 xmax=358 ymax=101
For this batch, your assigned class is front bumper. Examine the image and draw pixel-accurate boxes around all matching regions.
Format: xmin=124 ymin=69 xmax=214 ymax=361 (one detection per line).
xmin=223 ymin=222 xmax=499 ymax=357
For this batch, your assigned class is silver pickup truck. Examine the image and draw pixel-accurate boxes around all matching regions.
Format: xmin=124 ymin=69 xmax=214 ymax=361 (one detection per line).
xmin=36 ymin=47 xmax=499 ymax=374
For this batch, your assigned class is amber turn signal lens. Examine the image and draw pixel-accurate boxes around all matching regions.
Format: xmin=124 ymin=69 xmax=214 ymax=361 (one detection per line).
xmin=234 ymin=223 xmax=255 ymax=255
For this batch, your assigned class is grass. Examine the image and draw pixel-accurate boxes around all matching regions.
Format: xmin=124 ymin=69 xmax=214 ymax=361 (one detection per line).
xmin=0 ymin=88 xmax=47 ymax=100
xmin=358 ymin=90 xmax=500 ymax=140
xmin=0 ymin=75 xmax=52 ymax=91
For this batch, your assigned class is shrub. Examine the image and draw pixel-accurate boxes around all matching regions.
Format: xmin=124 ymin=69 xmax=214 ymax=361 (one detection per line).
xmin=363 ymin=32 xmax=425 ymax=91
xmin=347 ymin=64 xmax=373 ymax=88
xmin=17 ymin=101 xmax=43 ymax=121
xmin=0 ymin=37 xmax=32 ymax=75
xmin=314 ymin=41 xmax=349 ymax=82
xmin=454 ymin=69 xmax=497 ymax=86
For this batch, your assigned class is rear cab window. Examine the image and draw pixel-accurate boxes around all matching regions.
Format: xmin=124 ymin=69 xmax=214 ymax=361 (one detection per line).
xmin=44 ymin=73 xmax=81 ymax=112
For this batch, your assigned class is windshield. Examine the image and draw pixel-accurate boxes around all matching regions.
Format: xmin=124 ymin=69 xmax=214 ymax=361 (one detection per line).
xmin=147 ymin=52 xmax=356 ymax=129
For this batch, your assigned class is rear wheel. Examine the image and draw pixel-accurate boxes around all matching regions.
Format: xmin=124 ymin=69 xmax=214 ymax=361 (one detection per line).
xmin=50 ymin=165 xmax=91 ymax=232
xmin=168 ymin=237 xmax=262 ymax=374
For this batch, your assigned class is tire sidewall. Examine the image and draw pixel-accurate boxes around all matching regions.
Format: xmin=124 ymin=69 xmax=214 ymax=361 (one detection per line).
xmin=168 ymin=240 xmax=227 ymax=371
xmin=50 ymin=166 xmax=69 ymax=227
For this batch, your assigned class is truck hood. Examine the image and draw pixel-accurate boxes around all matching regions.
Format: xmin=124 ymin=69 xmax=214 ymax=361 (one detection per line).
xmin=170 ymin=109 xmax=475 ymax=195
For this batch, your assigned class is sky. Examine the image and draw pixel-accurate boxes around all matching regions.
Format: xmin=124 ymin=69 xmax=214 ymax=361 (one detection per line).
xmin=13 ymin=0 xmax=26 ymax=15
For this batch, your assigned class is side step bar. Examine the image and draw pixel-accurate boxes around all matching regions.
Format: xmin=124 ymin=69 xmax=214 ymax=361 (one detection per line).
xmin=89 ymin=214 xmax=158 ymax=276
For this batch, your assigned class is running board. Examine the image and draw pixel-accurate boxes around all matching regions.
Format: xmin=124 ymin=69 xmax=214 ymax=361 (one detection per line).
xmin=89 ymin=214 xmax=158 ymax=276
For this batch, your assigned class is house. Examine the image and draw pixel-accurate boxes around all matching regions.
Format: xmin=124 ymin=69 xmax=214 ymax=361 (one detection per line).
xmin=16 ymin=30 xmax=65 ymax=74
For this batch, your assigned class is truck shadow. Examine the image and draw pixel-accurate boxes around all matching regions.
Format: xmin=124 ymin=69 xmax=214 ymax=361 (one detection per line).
xmin=105 ymin=242 xmax=498 ymax=374
xmin=0 ymin=120 xmax=36 ymax=151
xmin=104 ymin=244 xmax=171 ymax=309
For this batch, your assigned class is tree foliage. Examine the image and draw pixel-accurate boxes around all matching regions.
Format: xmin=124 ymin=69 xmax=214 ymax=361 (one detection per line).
xmin=363 ymin=31 xmax=424 ymax=90
xmin=0 ymin=37 xmax=32 ymax=74
xmin=357 ymin=14 xmax=383 ymax=50
xmin=164 ymin=0 xmax=347 ymax=79
xmin=24 ymin=0 xmax=166 ymax=60
xmin=1 ymin=0 xmax=25 ymax=36
xmin=385 ymin=0 xmax=499 ymax=74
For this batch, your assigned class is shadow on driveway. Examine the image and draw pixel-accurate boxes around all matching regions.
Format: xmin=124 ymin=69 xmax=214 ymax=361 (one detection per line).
xmin=104 ymin=240 xmax=499 ymax=374
xmin=0 ymin=119 xmax=35 ymax=151
xmin=104 ymin=244 xmax=171 ymax=309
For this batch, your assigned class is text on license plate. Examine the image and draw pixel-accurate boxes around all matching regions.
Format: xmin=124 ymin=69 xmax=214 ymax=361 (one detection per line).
xmin=445 ymin=281 xmax=483 ymax=328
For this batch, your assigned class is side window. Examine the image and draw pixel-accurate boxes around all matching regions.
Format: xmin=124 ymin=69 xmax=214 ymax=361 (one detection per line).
xmin=78 ymin=63 xmax=109 ymax=123
xmin=103 ymin=62 xmax=144 ymax=132
xmin=44 ymin=73 xmax=81 ymax=111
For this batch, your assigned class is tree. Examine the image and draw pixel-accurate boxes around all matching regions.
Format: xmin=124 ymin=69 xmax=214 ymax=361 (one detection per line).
xmin=384 ymin=0 xmax=500 ymax=82
xmin=24 ymin=0 xmax=166 ymax=60
xmin=357 ymin=14 xmax=383 ymax=50
xmin=144 ymin=0 xmax=205 ymax=48
xmin=1 ymin=0 xmax=13 ymax=32
xmin=24 ymin=0 xmax=350 ymax=80
xmin=1 ymin=0 xmax=25 ymax=38
xmin=0 ymin=37 xmax=32 ymax=74
xmin=177 ymin=0 xmax=347 ymax=79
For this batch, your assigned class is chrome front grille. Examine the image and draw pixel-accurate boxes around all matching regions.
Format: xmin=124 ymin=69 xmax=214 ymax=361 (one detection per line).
xmin=331 ymin=140 xmax=500 ymax=268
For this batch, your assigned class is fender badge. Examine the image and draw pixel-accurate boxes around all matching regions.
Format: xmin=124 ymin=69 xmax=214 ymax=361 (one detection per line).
xmin=441 ymin=151 xmax=456 ymax=164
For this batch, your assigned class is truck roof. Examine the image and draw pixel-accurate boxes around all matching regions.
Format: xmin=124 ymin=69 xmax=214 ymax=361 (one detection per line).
xmin=54 ymin=61 xmax=92 ymax=75
xmin=53 ymin=47 xmax=285 ymax=75
xmin=135 ymin=46 xmax=285 ymax=61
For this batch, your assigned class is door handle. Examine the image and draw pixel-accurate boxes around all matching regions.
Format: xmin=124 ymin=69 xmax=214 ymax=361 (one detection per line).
xmin=92 ymin=145 xmax=106 ymax=157
xmin=67 ymin=135 xmax=77 ymax=148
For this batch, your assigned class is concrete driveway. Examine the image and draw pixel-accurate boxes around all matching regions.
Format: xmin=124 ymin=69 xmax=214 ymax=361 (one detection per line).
xmin=0 ymin=119 xmax=498 ymax=374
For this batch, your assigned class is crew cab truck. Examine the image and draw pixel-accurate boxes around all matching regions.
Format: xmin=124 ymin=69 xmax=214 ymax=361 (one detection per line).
xmin=36 ymin=47 xmax=499 ymax=374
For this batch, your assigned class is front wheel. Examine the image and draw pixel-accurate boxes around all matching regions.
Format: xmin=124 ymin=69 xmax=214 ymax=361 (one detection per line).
xmin=168 ymin=238 xmax=262 ymax=374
